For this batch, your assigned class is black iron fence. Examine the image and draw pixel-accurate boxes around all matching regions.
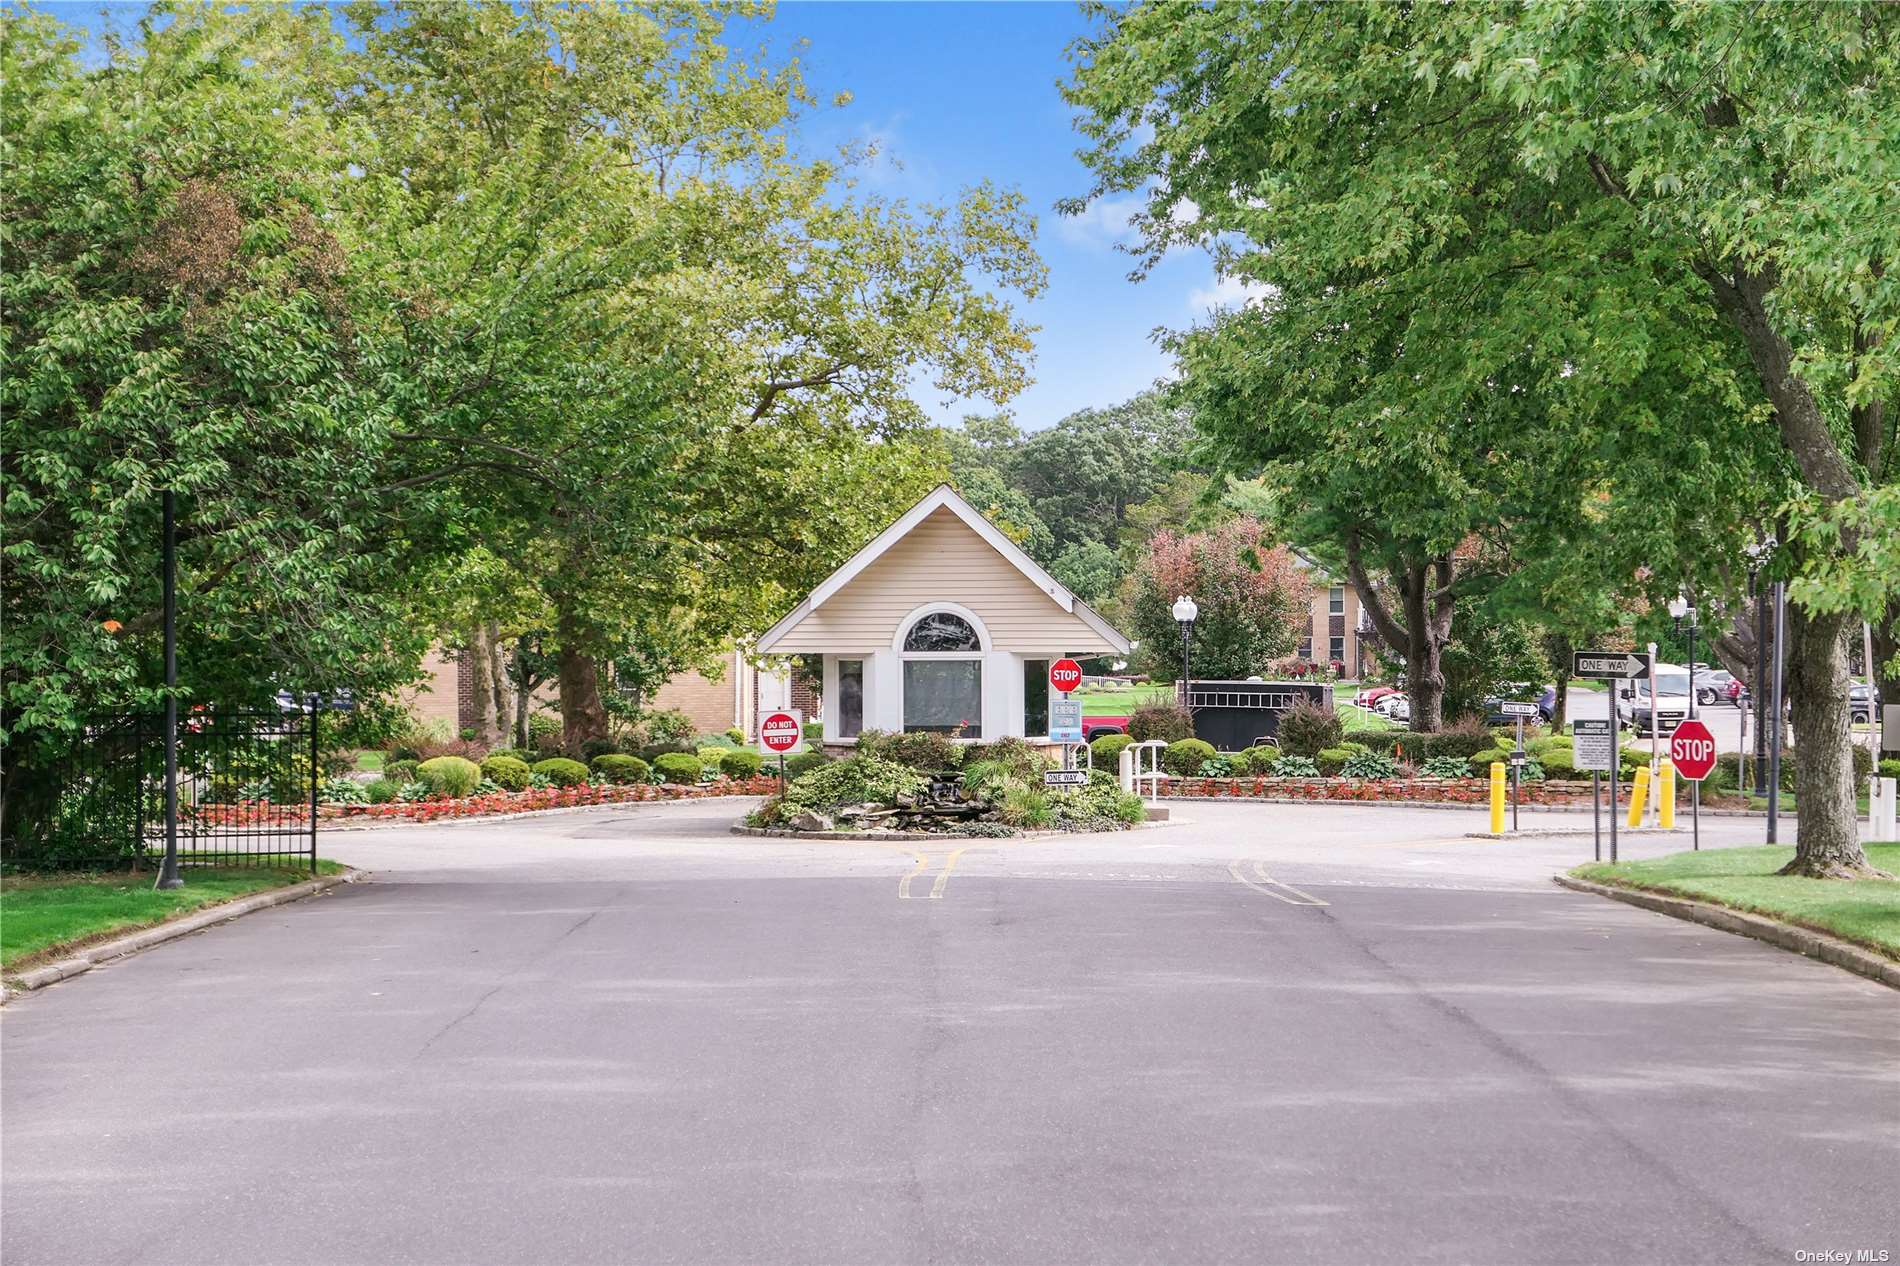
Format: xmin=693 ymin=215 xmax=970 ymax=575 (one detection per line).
xmin=6 ymin=709 xmax=319 ymax=873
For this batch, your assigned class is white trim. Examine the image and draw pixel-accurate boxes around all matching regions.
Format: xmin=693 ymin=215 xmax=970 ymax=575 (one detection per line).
xmin=754 ymin=484 xmax=1131 ymax=655
xmin=891 ymin=602 xmax=992 ymax=653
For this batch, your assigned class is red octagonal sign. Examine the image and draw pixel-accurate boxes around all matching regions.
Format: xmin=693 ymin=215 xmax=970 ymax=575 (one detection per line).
xmin=1049 ymin=658 xmax=1084 ymax=694
xmin=1669 ymin=718 xmax=1718 ymax=782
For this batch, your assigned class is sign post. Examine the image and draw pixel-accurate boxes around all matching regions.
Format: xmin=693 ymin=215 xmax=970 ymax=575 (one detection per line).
xmin=1573 ymin=652 xmax=1650 ymax=864
xmin=1573 ymin=719 xmax=1614 ymax=862
xmin=1499 ymin=701 xmax=1538 ymax=832
xmin=1669 ymin=718 xmax=1717 ymax=852
xmin=1047 ymin=658 xmax=1087 ymax=786
xmin=759 ymin=709 xmax=804 ymax=791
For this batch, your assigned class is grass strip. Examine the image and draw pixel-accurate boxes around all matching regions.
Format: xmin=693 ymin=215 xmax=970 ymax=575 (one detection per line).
xmin=2 ymin=863 xmax=344 ymax=971
xmin=1573 ymin=843 xmax=1900 ymax=959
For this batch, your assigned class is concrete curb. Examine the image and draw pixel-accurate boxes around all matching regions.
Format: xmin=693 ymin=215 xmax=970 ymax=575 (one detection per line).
xmin=1466 ymin=826 xmax=1683 ymax=840
xmin=318 ymin=792 xmax=770 ymax=833
xmin=730 ymin=818 xmax=1179 ymax=843
xmin=1552 ymin=873 xmax=1900 ymax=990
xmin=3 ymin=869 xmax=363 ymax=997
xmin=1162 ymin=794 xmax=1770 ymax=817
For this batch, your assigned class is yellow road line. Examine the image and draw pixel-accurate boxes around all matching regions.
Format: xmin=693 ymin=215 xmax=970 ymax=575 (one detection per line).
xmin=1227 ymin=858 xmax=1330 ymax=907
xmin=928 ymin=847 xmax=970 ymax=900
xmin=893 ymin=849 xmax=931 ymax=899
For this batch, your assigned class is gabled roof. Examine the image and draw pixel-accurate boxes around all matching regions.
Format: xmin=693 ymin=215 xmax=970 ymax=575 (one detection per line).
xmin=756 ymin=483 xmax=1131 ymax=654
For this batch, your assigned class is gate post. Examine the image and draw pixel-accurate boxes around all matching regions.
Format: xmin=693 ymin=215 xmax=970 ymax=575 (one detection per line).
xmin=309 ymin=708 xmax=320 ymax=874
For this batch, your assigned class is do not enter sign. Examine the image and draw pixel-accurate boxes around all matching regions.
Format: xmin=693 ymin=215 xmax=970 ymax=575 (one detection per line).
xmin=759 ymin=710 xmax=803 ymax=755
xmin=1669 ymin=718 xmax=1718 ymax=782
xmin=1049 ymin=659 xmax=1084 ymax=694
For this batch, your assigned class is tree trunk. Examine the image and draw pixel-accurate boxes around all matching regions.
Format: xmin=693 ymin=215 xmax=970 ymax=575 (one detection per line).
xmin=1872 ymin=601 xmax=1898 ymax=759
xmin=1779 ymin=603 xmax=1884 ymax=877
xmin=486 ymin=621 xmax=508 ymax=740
xmin=464 ymin=622 xmax=500 ymax=746
xmin=555 ymin=605 xmax=610 ymax=754
xmin=1409 ymin=618 xmax=1446 ymax=732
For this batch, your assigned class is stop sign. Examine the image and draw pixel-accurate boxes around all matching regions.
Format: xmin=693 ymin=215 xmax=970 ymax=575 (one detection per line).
xmin=1049 ymin=658 xmax=1084 ymax=694
xmin=1669 ymin=718 xmax=1718 ymax=782
xmin=759 ymin=710 xmax=803 ymax=755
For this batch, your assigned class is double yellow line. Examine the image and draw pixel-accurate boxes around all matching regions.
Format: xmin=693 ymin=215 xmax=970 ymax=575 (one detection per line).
xmin=1227 ymin=858 xmax=1329 ymax=906
xmin=879 ymin=843 xmax=970 ymax=900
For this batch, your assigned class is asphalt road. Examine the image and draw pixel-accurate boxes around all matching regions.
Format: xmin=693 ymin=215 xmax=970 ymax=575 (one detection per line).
xmin=4 ymin=800 xmax=1895 ymax=1265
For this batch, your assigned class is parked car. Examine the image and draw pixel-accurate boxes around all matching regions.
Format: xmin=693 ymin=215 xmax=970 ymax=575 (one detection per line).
xmin=1691 ymin=668 xmax=1744 ymax=707
xmin=1850 ymin=680 xmax=1876 ymax=724
xmin=1536 ymin=685 xmax=1556 ymax=722
xmin=1081 ymin=715 xmax=1128 ymax=740
xmin=1357 ymin=683 xmax=1404 ymax=709
xmin=1372 ymin=693 xmax=1411 ymax=723
xmin=1617 ymin=663 xmax=1694 ymax=736
xmin=1481 ymin=685 xmax=1540 ymax=727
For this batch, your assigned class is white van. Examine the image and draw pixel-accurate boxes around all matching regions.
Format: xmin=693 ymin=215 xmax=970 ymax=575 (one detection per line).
xmin=1617 ymin=662 xmax=1693 ymax=736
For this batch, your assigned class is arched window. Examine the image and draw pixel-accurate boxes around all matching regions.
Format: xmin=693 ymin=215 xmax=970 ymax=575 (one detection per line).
xmin=899 ymin=609 xmax=984 ymax=737
xmin=903 ymin=612 xmax=981 ymax=653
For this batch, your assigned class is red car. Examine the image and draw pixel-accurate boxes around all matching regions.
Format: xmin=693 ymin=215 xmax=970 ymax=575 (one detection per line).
xmin=1081 ymin=715 xmax=1129 ymax=740
xmin=1357 ymin=684 xmax=1404 ymax=709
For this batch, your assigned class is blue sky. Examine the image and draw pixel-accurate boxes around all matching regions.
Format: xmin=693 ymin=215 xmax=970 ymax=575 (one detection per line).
xmin=52 ymin=1 xmax=1235 ymax=431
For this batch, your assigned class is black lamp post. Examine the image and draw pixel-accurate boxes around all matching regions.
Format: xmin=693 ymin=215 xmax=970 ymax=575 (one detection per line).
xmin=1670 ymin=591 xmax=1701 ymax=850
xmin=1172 ymin=594 xmax=1199 ymax=711
xmin=1744 ymin=538 xmax=1772 ymax=798
xmin=156 ymin=488 xmax=183 ymax=890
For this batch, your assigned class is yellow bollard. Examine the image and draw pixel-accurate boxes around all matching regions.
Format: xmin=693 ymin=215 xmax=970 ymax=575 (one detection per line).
xmin=1627 ymin=765 xmax=1650 ymax=829
xmin=1658 ymin=762 xmax=1676 ymax=829
xmin=1489 ymin=761 xmax=1507 ymax=833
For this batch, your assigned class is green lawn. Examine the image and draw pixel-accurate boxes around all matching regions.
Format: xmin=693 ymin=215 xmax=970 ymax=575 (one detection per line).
xmin=1 ymin=863 xmax=343 ymax=971
xmin=1074 ymin=684 xmax=1172 ymax=716
xmin=1574 ymin=843 xmax=1900 ymax=959
xmin=354 ymin=749 xmax=385 ymax=771
xmin=1339 ymin=702 xmax=1399 ymax=733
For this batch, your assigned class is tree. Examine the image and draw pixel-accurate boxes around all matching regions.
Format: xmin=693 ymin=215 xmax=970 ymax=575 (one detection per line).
xmin=1011 ymin=390 xmax=1198 ymax=551
xmin=1 ymin=6 xmax=431 ymax=846
xmin=339 ymin=1 xmax=1043 ymax=749
xmin=1050 ymin=540 xmax=1123 ymax=608
xmin=1121 ymin=519 xmax=1312 ymax=682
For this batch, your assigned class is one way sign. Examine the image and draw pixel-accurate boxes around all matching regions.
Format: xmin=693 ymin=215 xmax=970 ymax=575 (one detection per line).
xmin=1572 ymin=650 xmax=1652 ymax=680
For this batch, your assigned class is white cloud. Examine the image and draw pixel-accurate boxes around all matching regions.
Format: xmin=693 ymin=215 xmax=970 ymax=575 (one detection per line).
xmin=1187 ymin=272 xmax=1274 ymax=314
xmin=1054 ymin=193 xmax=1145 ymax=250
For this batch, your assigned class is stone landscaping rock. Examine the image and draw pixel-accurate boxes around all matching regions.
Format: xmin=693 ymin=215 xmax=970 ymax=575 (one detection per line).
xmin=788 ymin=809 xmax=835 ymax=832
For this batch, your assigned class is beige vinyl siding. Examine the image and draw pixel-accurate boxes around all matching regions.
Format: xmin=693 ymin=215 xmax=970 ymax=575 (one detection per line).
xmin=769 ymin=508 xmax=1117 ymax=654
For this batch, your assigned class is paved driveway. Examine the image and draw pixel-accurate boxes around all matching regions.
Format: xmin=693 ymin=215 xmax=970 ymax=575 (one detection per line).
xmin=4 ymin=800 xmax=1895 ymax=1265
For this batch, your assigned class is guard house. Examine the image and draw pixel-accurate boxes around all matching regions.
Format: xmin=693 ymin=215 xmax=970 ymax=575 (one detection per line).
xmin=755 ymin=484 xmax=1131 ymax=747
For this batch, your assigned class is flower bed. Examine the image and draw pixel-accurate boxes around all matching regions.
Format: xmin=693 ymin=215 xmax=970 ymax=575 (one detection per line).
xmin=189 ymin=775 xmax=782 ymax=828
xmin=1160 ymin=776 xmax=1733 ymax=807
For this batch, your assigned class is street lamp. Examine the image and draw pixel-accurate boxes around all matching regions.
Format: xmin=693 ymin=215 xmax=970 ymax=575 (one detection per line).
xmin=1668 ymin=592 xmax=1699 ymax=721
xmin=1743 ymin=536 xmax=1777 ymax=802
xmin=1171 ymin=594 xmax=1199 ymax=711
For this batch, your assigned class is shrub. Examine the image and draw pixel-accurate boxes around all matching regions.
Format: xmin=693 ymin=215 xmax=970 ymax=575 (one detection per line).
xmin=321 ymin=752 xmax=357 ymax=778
xmin=1529 ymin=735 xmax=1573 ymax=759
xmin=638 ymin=740 xmax=698 ymax=763
xmin=1518 ymin=759 xmax=1548 ymax=782
xmin=640 ymin=708 xmax=697 ymax=746
xmin=590 ymin=754 xmax=650 ymax=785
xmin=1163 ymin=738 xmax=1217 ymax=776
xmin=1352 ymin=731 xmax=1405 ymax=755
xmin=320 ymin=778 xmax=367 ymax=804
xmin=695 ymin=733 xmax=739 ymax=750
xmin=418 ymin=756 xmax=482 ymax=798
xmin=1467 ymin=748 xmax=1512 ymax=777
xmin=1539 ymin=753 xmax=1578 ymax=780
xmin=963 ymin=736 xmax=1050 ymax=780
xmin=725 ymin=726 xmax=745 ymax=744
xmin=480 ymin=755 xmax=533 ymax=791
xmin=383 ymin=758 xmax=419 ymax=785
xmin=696 ymin=747 xmax=729 ymax=774
xmin=1420 ymin=755 xmax=1471 ymax=779
xmin=1199 ymin=754 xmax=1236 ymax=778
xmin=1127 ymin=704 xmax=1195 ymax=744
xmin=999 ymin=784 xmax=1053 ymax=829
xmin=1091 ymin=732 xmax=1136 ymax=767
xmin=805 ymin=720 xmax=824 ymax=745
xmin=722 ymin=750 xmax=764 ymax=779
xmin=485 ymin=747 xmax=535 ymax=765
xmin=781 ymin=755 xmax=928 ymax=811
xmin=363 ymin=778 xmax=400 ymax=804
xmin=1046 ymin=773 xmax=1147 ymax=830
xmin=1341 ymin=750 xmax=1400 ymax=780
xmin=1852 ymin=745 xmax=1873 ymax=786
xmin=1238 ymin=744 xmax=1279 ymax=776
xmin=1276 ymin=699 xmax=1343 ymax=757
xmin=856 ymin=728 xmax=962 ymax=771
xmin=1880 ymin=758 xmax=1900 ymax=781
xmin=527 ymin=713 xmax=562 ymax=747
xmin=1427 ymin=715 xmax=1499 ymax=760
xmin=580 ymin=738 xmax=620 ymax=762
xmin=654 ymin=753 xmax=704 ymax=784
xmin=1340 ymin=740 xmax=1371 ymax=756
xmin=1269 ymin=754 xmax=1321 ymax=778
xmin=389 ymin=745 xmax=422 ymax=764
xmin=785 ymin=751 xmax=830 ymax=779
xmin=532 ymin=757 xmax=589 ymax=787
xmin=1314 ymin=746 xmax=1354 ymax=776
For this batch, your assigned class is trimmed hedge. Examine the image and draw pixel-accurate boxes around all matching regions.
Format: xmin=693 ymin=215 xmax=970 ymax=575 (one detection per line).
xmin=590 ymin=754 xmax=651 ymax=785
xmin=532 ymin=757 xmax=589 ymax=787
xmin=785 ymin=751 xmax=830 ymax=779
xmin=1127 ymin=704 xmax=1195 ymax=744
xmin=1314 ymin=746 xmax=1354 ymax=776
xmin=722 ymin=750 xmax=764 ymax=779
xmin=383 ymin=759 xmax=419 ymax=785
xmin=418 ymin=756 xmax=482 ymax=798
xmin=1091 ymin=732 xmax=1136 ymax=766
xmin=654 ymin=752 xmax=704 ymax=784
xmin=364 ymin=778 xmax=400 ymax=804
xmin=480 ymin=755 xmax=533 ymax=792
xmin=696 ymin=747 xmax=729 ymax=773
xmin=1276 ymin=700 xmax=1343 ymax=757
xmin=1163 ymin=738 xmax=1216 ymax=776
xmin=1238 ymin=743 xmax=1279 ymax=776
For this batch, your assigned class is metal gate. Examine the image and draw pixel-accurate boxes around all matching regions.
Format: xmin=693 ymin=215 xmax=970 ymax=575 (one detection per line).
xmin=12 ymin=709 xmax=319 ymax=872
